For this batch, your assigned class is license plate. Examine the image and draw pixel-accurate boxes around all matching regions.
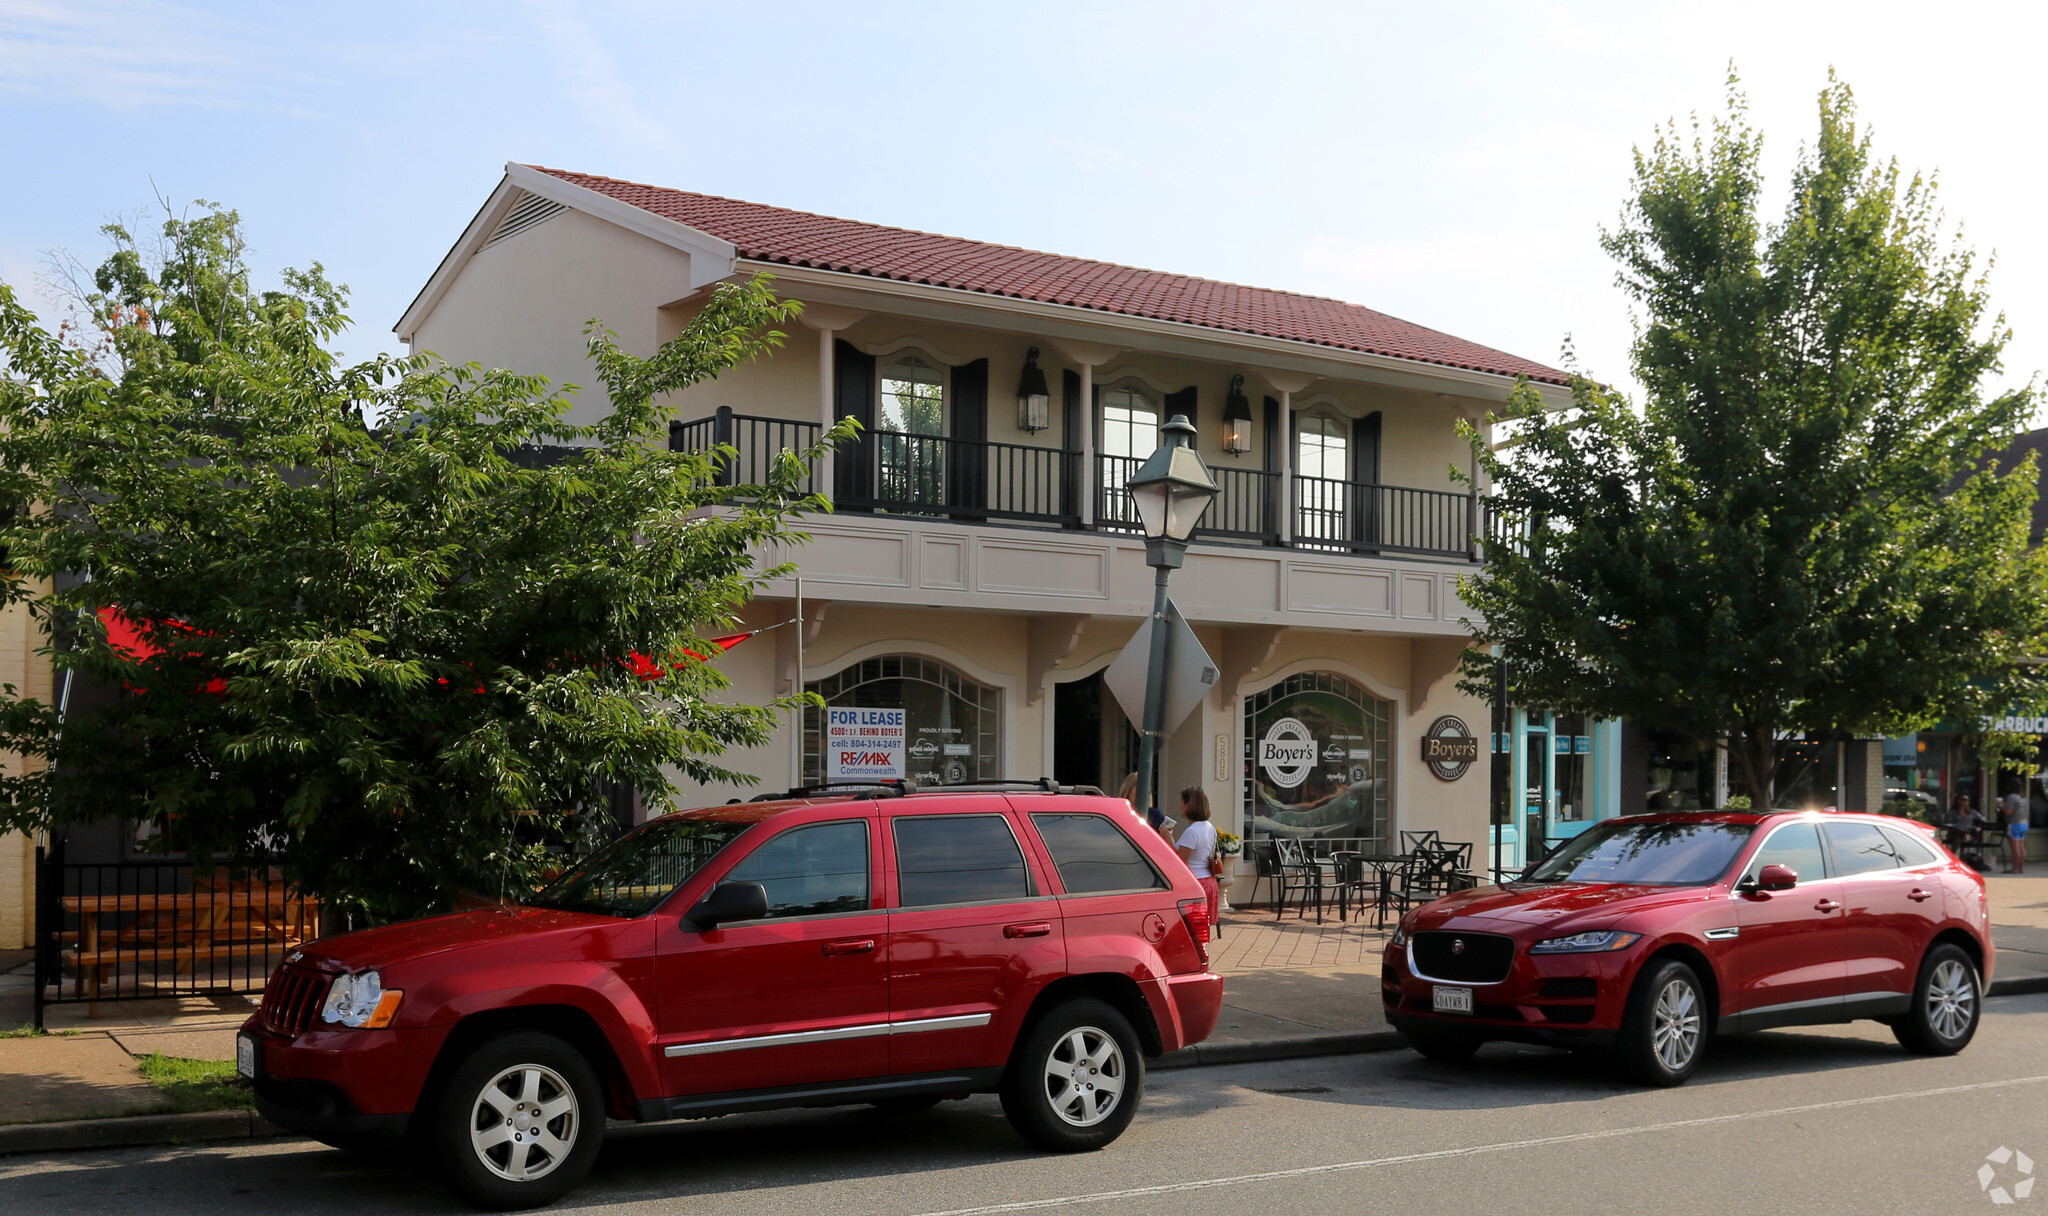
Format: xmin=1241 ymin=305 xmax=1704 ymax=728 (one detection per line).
xmin=1432 ymin=986 xmax=1474 ymax=1015
xmin=236 ymin=1034 xmax=258 ymax=1079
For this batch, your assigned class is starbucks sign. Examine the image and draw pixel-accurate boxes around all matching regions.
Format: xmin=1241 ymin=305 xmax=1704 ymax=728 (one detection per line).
xmin=1259 ymin=718 xmax=1319 ymax=789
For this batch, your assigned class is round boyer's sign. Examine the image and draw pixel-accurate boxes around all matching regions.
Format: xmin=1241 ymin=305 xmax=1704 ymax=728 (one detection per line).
xmin=1259 ymin=717 xmax=1319 ymax=789
xmin=1422 ymin=715 xmax=1481 ymax=781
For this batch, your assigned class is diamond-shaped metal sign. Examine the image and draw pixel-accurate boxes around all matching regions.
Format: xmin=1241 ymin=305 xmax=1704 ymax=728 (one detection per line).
xmin=1103 ymin=599 xmax=1218 ymax=741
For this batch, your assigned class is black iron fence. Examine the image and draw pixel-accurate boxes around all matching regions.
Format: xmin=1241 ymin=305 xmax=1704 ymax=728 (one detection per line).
xmin=671 ymin=410 xmax=1486 ymax=559
xmin=32 ymin=845 xmax=318 ymax=1024
xmin=1292 ymin=475 xmax=1477 ymax=560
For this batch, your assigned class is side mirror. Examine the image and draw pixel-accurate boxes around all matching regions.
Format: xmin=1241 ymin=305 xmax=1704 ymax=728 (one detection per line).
xmin=1757 ymin=864 xmax=1799 ymax=892
xmin=685 ymin=881 xmax=768 ymax=928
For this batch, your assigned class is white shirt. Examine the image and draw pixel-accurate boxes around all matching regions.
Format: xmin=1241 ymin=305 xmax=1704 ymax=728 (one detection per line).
xmin=1176 ymin=820 xmax=1219 ymax=879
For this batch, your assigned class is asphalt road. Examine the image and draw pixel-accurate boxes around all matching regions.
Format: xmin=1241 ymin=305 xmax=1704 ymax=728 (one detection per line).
xmin=6 ymin=992 xmax=2047 ymax=1216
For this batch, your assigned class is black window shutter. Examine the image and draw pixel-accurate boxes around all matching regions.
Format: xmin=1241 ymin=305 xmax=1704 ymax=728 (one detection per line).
xmin=1352 ymin=411 xmax=1382 ymax=546
xmin=1062 ymin=370 xmax=1083 ymax=525
xmin=834 ymin=339 xmax=876 ymax=506
xmin=948 ymin=358 xmax=989 ymax=514
xmin=1164 ymin=386 xmax=1198 ymax=429
xmin=1262 ymin=397 xmax=1281 ymax=472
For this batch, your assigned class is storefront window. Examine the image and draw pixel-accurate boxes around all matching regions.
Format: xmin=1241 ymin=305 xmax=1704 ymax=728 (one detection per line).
xmin=1645 ymin=730 xmax=1715 ymax=810
xmin=1243 ymin=672 xmax=1390 ymax=845
xmin=1553 ymin=713 xmax=1590 ymax=824
xmin=804 ymin=655 xmax=1000 ymax=787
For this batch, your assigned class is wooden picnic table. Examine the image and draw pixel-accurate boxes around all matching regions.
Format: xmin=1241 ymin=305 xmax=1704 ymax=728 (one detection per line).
xmin=63 ymin=889 xmax=319 ymax=1000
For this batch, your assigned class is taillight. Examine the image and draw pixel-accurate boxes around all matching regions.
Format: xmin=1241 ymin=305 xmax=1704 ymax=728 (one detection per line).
xmin=1177 ymin=898 xmax=1210 ymax=964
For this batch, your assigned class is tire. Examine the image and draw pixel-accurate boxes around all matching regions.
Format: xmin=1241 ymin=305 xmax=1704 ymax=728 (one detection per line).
xmin=1892 ymin=943 xmax=1981 ymax=1056
xmin=1618 ymin=959 xmax=1707 ymax=1086
xmin=428 ymin=1031 xmax=606 ymax=1210
xmin=1000 ymin=999 xmax=1144 ymax=1152
xmin=1400 ymin=1024 xmax=1481 ymax=1062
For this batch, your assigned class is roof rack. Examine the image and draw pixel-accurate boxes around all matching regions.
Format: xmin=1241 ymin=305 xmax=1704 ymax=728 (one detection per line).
xmin=754 ymin=778 xmax=1108 ymax=802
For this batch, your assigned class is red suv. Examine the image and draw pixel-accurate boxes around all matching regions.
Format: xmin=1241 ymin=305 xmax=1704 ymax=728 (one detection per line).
xmin=1383 ymin=811 xmax=1991 ymax=1085
xmin=238 ymin=785 xmax=1222 ymax=1208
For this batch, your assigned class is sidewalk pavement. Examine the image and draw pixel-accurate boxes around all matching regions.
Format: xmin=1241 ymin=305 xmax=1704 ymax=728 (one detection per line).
xmin=4 ymin=877 xmax=2046 ymax=1149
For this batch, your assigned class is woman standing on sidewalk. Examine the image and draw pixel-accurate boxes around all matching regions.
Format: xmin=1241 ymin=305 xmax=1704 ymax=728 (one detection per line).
xmin=1175 ymin=787 xmax=1222 ymax=933
xmin=2003 ymin=786 xmax=2030 ymax=874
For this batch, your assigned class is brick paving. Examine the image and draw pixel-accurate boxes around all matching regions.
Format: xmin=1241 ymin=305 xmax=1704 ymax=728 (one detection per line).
xmin=1211 ymin=904 xmax=1388 ymax=973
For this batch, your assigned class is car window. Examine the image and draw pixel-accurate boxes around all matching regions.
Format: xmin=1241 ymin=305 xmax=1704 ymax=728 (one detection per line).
xmin=1743 ymin=821 xmax=1828 ymax=884
xmin=1822 ymin=821 xmax=1901 ymax=877
xmin=1881 ymin=824 xmax=1941 ymax=868
xmin=1525 ymin=820 xmax=1755 ymax=886
xmin=528 ymin=816 xmax=752 ymax=917
xmin=1031 ymin=814 xmax=1166 ymax=894
xmin=718 ymin=820 xmax=870 ymax=919
xmin=893 ymin=815 xmax=1034 ymax=907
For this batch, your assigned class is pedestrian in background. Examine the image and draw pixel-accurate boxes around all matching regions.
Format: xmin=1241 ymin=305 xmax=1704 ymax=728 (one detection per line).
xmin=2002 ymin=784 xmax=2029 ymax=875
xmin=1175 ymin=786 xmax=1221 ymax=933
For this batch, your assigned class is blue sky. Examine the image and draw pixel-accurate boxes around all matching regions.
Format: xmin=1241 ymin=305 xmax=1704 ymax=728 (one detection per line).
xmin=4 ymin=0 xmax=2044 ymax=405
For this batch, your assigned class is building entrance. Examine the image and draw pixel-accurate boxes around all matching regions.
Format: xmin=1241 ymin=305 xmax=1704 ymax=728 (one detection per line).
xmin=1052 ymin=672 xmax=1137 ymax=793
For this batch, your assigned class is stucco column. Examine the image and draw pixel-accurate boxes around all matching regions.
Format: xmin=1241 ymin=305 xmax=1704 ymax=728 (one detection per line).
xmin=1261 ymin=371 xmax=1317 ymax=546
xmin=796 ymin=304 xmax=869 ymax=501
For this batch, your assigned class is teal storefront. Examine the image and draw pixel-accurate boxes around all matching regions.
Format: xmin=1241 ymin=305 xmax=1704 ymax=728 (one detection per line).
xmin=1489 ymin=710 xmax=1622 ymax=872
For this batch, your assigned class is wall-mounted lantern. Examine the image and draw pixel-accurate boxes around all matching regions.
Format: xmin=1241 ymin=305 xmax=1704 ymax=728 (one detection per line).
xmin=1221 ymin=374 xmax=1252 ymax=455
xmin=1017 ymin=347 xmax=1051 ymax=433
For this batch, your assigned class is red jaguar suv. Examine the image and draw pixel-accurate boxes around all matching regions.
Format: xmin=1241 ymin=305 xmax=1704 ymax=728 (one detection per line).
xmin=1383 ymin=811 xmax=1991 ymax=1085
xmin=239 ymin=785 xmax=1222 ymax=1208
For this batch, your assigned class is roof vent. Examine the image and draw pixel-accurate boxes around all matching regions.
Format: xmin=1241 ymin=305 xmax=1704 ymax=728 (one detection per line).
xmin=484 ymin=193 xmax=568 ymax=248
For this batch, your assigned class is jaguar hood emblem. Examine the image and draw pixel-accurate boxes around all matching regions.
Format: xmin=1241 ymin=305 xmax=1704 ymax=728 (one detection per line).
xmin=1451 ymin=939 xmax=1466 ymax=955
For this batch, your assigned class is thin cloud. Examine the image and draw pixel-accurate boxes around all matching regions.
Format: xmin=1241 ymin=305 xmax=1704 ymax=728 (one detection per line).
xmin=521 ymin=0 xmax=682 ymax=164
xmin=0 ymin=0 xmax=302 ymax=111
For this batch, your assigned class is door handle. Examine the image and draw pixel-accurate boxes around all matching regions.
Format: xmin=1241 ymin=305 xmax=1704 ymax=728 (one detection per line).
xmin=1004 ymin=922 xmax=1053 ymax=939
xmin=1814 ymin=899 xmax=1841 ymax=913
xmin=822 ymin=938 xmax=876 ymax=956
xmin=1908 ymin=889 xmax=1934 ymax=902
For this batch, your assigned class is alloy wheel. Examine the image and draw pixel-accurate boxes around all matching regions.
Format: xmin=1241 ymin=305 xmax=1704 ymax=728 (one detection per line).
xmin=1042 ymin=1025 xmax=1126 ymax=1127
xmin=1927 ymin=958 xmax=1976 ymax=1041
xmin=1651 ymin=977 xmax=1701 ymax=1072
xmin=469 ymin=1063 xmax=579 ymax=1183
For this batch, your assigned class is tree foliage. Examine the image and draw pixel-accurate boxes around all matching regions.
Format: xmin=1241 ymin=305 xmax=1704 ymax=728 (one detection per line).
xmin=0 ymin=203 xmax=833 ymax=922
xmin=1460 ymin=76 xmax=2048 ymax=804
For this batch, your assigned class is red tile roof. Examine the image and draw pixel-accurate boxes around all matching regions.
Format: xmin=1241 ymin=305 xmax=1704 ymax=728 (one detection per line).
xmin=531 ymin=166 xmax=1568 ymax=386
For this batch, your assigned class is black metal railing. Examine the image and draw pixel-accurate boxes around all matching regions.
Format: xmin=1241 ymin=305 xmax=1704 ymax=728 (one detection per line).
xmin=669 ymin=407 xmax=821 ymax=495
xmin=33 ymin=847 xmax=319 ymax=1019
xmin=669 ymin=410 xmax=1483 ymax=560
xmin=839 ymin=429 xmax=1076 ymax=524
xmin=1292 ymin=476 xmax=1476 ymax=559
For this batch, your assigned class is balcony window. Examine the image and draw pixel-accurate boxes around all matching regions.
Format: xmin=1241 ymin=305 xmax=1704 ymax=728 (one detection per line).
xmin=1296 ymin=414 xmax=1349 ymax=545
xmin=1101 ymin=388 xmax=1158 ymax=458
xmin=878 ymin=358 xmax=945 ymax=509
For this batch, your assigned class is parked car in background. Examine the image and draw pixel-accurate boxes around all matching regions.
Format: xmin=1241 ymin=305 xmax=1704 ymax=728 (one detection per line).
xmin=1883 ymin=787 xmax=1943 ymax=822
xmin=239 ymin=784 xmax=1222 ymax=1208
xmin=1383 ymin=811 xmax=1990 ymax=1085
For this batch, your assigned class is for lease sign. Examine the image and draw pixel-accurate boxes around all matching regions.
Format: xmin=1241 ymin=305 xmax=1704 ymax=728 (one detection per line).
xmin=826 ymin=707 xmax=905 ymax=780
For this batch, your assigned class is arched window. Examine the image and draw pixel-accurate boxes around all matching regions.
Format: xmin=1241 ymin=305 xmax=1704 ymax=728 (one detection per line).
xmin=1243 ymin=672 xmax=1391 ymax=846
xmin=879 ymin=357 xmax=945 ymax=436
xmin=876 ymin=357 xmax=946 ymax=508
xmin=805 ymin=655 xmax=1002 ymax=786
xmin=1100 ymin=387 xmax=1158 ymax=458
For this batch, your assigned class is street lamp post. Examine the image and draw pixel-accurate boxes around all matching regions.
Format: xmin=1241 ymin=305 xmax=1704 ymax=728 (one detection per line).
xmin=1126 ymin=414 xmax=1219 ymax=822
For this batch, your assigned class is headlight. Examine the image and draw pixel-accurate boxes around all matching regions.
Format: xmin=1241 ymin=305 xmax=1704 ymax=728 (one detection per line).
xmin=1389 ymin=924 xmax=1408 ymax=947
xmin=319 ymin=970 xmax=403 ymax=1028
xmin=1529 ymin=930 xmax=1642 ymax=954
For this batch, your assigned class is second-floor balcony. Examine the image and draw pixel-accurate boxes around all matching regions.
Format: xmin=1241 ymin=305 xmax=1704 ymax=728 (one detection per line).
xmin=672 ymin=407 xmax=1484 ymax=562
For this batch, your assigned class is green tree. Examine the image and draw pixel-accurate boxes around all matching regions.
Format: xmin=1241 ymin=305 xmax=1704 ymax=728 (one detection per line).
xmin=1461 ymin=76 xmax=2048 ymax=805
xmin=0 ymin=203 xmax=834 ymax=922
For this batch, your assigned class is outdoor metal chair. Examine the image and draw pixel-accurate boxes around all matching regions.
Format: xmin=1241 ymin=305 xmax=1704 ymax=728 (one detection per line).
xmin=1242 ymin=841 xmax=1282 ymax=910
xmin=1272 ymin=838 xmax=1328 ymax=923
xmin=1399 ymin=830 xmax=1441 ymax=855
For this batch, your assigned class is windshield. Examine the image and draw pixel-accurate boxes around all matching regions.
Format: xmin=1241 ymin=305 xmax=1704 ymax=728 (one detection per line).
xmin=527 ymin=816 xmax=754 ymax=917
xmin=1525 ymin=820 xmax=1755 ymax=887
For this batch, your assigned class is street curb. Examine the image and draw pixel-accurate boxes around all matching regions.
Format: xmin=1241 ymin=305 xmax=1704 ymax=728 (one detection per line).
xmin=0 ymin=1109 xmax=290 ymax=1156
xmin=1989 ymin=975 xmax=2048 ymax=998
xmin=1152 ymin=1030 xmax=1404 ymax=1070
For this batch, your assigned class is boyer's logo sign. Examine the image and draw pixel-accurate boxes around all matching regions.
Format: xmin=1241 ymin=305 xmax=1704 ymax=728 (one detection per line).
xmin=1259 ymin=717 xmax=1319 ymax=789
xmin=826 ymin=707 xmax=905 ymax=780
xmin=1422 ymin=715 xmax=1480 ymax=781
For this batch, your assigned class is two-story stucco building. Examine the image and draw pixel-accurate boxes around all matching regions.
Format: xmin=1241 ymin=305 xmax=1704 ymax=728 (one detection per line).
xmin=397 ymin=163 xmax=1576 ymax=881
